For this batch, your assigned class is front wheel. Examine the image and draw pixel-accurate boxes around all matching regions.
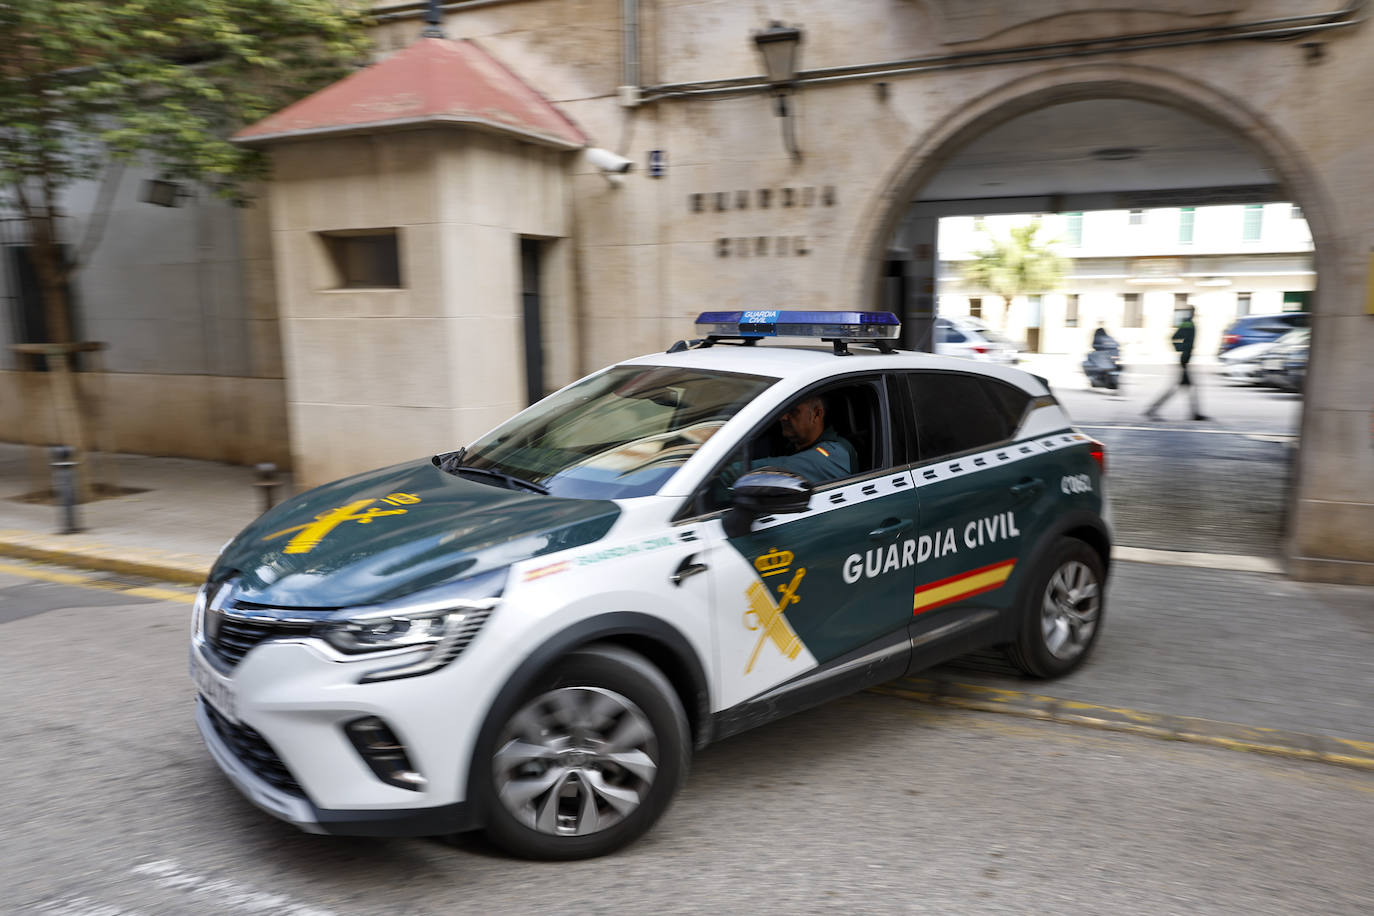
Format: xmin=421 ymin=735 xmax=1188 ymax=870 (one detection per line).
xmin=1006 ymin=538 xmax=1106 ymax=678
xmin=480 ymin=644 xmax=690 ymax=860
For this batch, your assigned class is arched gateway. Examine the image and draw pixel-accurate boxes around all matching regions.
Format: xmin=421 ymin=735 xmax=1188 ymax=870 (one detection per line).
xmin=853 ymin=64 xmax=1359 ymax=582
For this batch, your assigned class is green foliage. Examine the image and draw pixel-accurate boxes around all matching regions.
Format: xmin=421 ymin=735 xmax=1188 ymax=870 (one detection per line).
xmin=0 ymin=0 xmax=373 ymax=198
xmin=960 ymin=218 xmax=1069 ymax=303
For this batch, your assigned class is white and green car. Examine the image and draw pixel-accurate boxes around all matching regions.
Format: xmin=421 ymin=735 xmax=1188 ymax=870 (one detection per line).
xmin=191 ymin=311 xmax=1110 ymax=859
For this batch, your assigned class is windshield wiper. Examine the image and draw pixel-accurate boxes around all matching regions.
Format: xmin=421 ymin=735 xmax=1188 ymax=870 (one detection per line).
xmin=433 ymin=450 xmax=548 ymax=494
xmin=453 ymin=465 xmax=549 ymax=495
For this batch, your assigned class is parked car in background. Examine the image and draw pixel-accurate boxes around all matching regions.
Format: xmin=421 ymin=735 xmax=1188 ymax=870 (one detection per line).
xmin=1218 ymin=312 xmax=1308 ymax=355
xmin=1218 ymin=339 xmax=1275 ymax=384
xmin=935 ymin=316 xmax=1021 ymax=364
xmin=1258 ymin=328 xmax=1310 ymax=392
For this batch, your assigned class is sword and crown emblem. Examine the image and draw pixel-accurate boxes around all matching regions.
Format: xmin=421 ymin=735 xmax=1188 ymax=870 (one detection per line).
xmin=743 ymin=548 xmax=806 ymax=674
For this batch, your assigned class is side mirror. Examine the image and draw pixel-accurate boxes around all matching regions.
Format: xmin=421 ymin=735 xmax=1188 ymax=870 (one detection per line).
xmin=723 ymin=468 xmax=812 ymax=538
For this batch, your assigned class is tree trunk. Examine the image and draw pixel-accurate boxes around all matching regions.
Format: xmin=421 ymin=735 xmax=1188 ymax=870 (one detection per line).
xmin=29 ymin=207 xmax=73 ymax=345
xmin=35 ymin=152 xmax=76 ymax=344
xmin=12 ymin=175 xmax=92 ymax=500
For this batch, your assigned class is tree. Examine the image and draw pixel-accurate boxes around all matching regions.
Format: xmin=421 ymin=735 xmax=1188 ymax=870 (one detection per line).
xmin=959 ymin=218 xmax=1068 ymax=331
xmin=0 ymin=0 xmax=372 ymax=347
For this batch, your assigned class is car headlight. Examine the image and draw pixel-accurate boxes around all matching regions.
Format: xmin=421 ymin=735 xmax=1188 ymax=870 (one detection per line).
xmin=320 ymin=609 xmax=453 ymax=653
xmin=191 ymin=584 xmax=209 ymax=639
xmin=315 ymin=568 xmax=506 ymax=683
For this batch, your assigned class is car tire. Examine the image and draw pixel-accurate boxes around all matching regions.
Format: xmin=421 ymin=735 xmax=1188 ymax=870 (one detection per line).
xmin=479 ymin=644 xmax=690 ymax=860
xmin=1006 ymin=538 xmax=1105 ymax=678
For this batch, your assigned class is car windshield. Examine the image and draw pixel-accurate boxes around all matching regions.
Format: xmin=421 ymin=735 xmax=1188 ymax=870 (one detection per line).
xmin=460 ymin=365 xmax=775 ymax=499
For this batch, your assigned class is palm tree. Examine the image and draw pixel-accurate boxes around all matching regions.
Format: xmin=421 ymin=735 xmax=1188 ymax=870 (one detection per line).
xmin=959 ymin=218 xmax=1068 ymax=336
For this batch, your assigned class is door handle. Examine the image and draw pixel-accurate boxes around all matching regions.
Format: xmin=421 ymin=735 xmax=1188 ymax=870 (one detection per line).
xmin=671 ymin=554 xmax=708 ymax=586
xmin=1010 ymin=477 xmax=1044 ymax=498
xmin=868 ymin=518 xmax=913 ymax=541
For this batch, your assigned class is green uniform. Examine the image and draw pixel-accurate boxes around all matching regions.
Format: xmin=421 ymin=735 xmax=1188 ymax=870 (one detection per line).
xmin=1172 ymin=319 xmax=1197 ymax=365
xmin=746 ymin=427 xmax=857 ymax=484
xmin=711 ymin=427 xmax=857 ymax=508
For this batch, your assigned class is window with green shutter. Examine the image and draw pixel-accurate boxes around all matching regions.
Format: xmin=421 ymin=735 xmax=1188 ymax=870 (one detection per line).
xmin=1066 ymin=211 xmax=1083 ymax=247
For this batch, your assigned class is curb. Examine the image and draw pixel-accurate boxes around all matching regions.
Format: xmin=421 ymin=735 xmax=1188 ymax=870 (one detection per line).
xmin=1111 ymin=545 xmax=1283 ymax=575
xmin=0 ymin=531 xmax=211 ymax=586
xmin=869 ymin=677 xmax=1374 ymax=773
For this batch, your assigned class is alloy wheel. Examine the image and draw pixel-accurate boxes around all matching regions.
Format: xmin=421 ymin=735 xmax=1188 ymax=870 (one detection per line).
xmin=492 ymin=686 xmax=659 ymax=837
xmin=1040 ymin=559 xmax=1101 ymax=661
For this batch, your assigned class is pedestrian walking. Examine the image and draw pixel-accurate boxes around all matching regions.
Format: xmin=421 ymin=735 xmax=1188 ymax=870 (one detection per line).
xmin=1145 ymin=305 xmax=1210 ymax=421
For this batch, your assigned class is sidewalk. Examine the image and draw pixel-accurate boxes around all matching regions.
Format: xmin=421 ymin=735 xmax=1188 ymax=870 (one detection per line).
xmin=0 ymin=442 xmax=290 ymax=584
xmin=1017 ymin=352 xmax=1187 ymax=392
xmin=2 ymin=440 xmax=1372 ymax=752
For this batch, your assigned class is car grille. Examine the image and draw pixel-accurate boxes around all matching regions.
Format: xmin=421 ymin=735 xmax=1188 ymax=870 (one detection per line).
xmin=203 ymin=701 xmax=305 ymax=799
xmin=206 ymin=607 xmax=317 ymax=668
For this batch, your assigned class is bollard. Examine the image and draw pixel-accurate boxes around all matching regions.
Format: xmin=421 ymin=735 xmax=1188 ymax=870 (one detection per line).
xmin=49 ymin=445 xmax=82 ymax=534
xmin=255 ymin=462 xmax=281 ymax=514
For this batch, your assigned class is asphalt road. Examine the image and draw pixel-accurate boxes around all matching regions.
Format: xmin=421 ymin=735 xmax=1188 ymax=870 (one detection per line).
xmin=4 ymin=568 xmax=1373 ymax=916
xmin=1048 ymin=362 xmax=1302 ymax=556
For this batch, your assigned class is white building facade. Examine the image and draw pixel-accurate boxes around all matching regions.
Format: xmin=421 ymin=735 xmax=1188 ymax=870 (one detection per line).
xmin=938 ymin=203 xmax=1314 ymax=360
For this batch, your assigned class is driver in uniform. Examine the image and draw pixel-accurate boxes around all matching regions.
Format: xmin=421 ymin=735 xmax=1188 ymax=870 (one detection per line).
xmin=762 ymin=395 xmax=856 ymax=482
xmin=719 ymin=395 xmax=857 ymax=491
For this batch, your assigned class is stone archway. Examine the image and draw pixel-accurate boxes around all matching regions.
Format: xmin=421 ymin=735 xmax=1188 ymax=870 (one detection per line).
xmin=853 ymin=62 xmax=1335 ymax=307
xmin=851 ymin=62 xmax=1346 ymax=577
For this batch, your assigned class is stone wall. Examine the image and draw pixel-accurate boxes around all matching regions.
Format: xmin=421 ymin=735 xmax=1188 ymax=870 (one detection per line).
xmin=1 ymin=163 xmax=288 ymax=466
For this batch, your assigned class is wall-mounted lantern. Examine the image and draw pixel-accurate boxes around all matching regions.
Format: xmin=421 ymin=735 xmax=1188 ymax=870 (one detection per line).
xmin=753 ymin=21 xmax=803 ymax=160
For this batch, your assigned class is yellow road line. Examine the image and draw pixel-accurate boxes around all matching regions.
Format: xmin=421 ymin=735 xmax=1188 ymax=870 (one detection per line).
xmin=868 ymin=680 xmax=1374 ymax=773
xmin=0 ymin=560 xmax=191 ymax=603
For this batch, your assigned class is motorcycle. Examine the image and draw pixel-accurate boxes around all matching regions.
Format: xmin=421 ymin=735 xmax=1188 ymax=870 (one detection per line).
xmin=1082 ymin=331 xmax=1123 ymax=392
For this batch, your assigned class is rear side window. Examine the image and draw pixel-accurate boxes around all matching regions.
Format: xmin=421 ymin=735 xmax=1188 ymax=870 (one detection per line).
xmin=905 ymin=372 xmax=1018 ymax=461
xmin=937 ymin=323 xmax=967 ymax=344
xmin=982 ymin=378 xmax=1033 ymax=429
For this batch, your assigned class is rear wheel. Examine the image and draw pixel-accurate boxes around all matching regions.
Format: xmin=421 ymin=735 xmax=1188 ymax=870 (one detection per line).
xmin=1007 ymin=538 xmax=1105 ymax=678
xmin=480 ymin=644 xmax=689 ymax=859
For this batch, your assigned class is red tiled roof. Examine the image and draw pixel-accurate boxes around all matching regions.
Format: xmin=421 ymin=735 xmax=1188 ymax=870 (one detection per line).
xmin=234 ymin=38 xmax=587 ymax=149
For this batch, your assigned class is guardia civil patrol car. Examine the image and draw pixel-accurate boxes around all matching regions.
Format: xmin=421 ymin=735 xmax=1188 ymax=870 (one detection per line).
xmin=191 ymin=310 xmax=1110 ymax=859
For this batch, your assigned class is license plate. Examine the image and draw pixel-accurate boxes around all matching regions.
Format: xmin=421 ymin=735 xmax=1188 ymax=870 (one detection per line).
xmin=191 ymin=649 xmax=239 ymax=722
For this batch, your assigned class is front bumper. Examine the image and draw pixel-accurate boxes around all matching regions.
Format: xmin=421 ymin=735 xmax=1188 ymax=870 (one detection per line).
xmin=195 ymin=698 xmax=475 ymax=837
xmin=188 ymin=622 xmax=507 ymax=838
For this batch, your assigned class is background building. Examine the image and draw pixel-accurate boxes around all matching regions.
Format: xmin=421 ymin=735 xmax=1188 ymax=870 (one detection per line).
xmin=937 ymin=203 xmax=1314 ymax=360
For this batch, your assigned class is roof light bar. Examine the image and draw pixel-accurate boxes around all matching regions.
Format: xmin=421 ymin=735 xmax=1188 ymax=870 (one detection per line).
xmin=694 ymin=310 xmax=901 ymax=342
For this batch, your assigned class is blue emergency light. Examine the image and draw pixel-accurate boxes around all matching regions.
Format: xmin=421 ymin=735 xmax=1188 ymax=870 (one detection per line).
xmin=691 ymin=310 xmax=901 ymax=355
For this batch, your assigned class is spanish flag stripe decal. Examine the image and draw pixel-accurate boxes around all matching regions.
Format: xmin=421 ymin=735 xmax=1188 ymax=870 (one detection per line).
xmin=913 ymin=559 xmax=1016 ymax=615
xmin=918 ymin=558 xmax=1017 ymax=593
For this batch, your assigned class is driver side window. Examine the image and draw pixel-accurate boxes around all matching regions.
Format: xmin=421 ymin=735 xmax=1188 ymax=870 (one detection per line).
xmin=694 ymin=379 xmax=887 ymax=514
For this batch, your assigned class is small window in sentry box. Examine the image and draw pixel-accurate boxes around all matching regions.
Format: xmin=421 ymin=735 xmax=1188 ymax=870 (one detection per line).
xmin=320 ymin=229 xmax=403 ymax=289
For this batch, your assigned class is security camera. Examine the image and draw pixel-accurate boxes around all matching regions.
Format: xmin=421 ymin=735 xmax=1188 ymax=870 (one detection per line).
xmin=586 ymin=147 xmax=634 ymax=174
